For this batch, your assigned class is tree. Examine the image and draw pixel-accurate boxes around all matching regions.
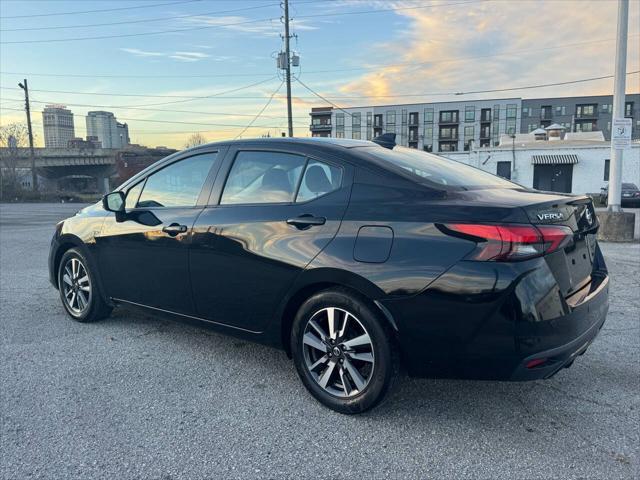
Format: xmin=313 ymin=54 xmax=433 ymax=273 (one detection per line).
xmin=0 ymin=123 xmax=31 ymax=196
xmin=184 ymin=132 xmax=207 ymax=149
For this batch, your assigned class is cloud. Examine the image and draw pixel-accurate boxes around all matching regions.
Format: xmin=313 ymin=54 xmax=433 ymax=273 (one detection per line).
xmin=121 ymin=48 xmax=211 ymax=63
xmin=337 ymin=0 xmax=640 ymax=104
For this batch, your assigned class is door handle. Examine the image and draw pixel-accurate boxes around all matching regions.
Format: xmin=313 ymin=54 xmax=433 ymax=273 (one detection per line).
xmin=286 ymin=214 xmax=326 ymax=229
xmin=162 ymin=223 xmax=188 ymax=236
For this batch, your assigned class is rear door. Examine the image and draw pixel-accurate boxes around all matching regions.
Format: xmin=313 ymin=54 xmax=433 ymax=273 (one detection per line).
xmin=189 ymin=147 xmax=352 ymax=331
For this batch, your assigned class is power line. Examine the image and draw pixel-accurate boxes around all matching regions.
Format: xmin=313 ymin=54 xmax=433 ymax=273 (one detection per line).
xmin=0 ymin=0 xmax=202 ymax=19
xmin=3 ymin=97 xmax=310 ymax=120
xmin=0 ymin=2 xmax=280 ymax=32
xmin=0 ymin=71 xmax=276 ymax=79
xmin=0 ymin=16 xmax=280 ymax=44
xmin=0 ymin=105 xmax=294 ymax=130
xmin=294 ymin=78 xmax=353 ymax=117
xmin=0 ymin=0 xmax=482 ymax=44
xmin=235 ymin=81 xmax=286 ymax=139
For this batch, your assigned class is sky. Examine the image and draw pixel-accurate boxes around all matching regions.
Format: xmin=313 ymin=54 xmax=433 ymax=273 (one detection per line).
xmin=1 ymin=0 xmax=639 ymax=149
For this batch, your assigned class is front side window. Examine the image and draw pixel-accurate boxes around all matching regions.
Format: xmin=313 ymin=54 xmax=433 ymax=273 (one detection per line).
xmin=221 ymin=151 xmax=306 ymax=204
xmin=296 ymin=160 xmax=343 ymax=202
xmin=125 ymin=181 xmax=144 ymax=209
xmin=136 ymin=153 xmax=216 ymax=208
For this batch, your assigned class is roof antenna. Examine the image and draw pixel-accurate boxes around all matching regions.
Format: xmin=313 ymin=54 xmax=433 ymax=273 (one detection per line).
xmin=372 ymin=133 xmax=396 ymax=149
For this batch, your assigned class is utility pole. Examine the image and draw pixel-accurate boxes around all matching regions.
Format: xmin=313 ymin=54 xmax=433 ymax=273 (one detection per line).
xmin=283 ymin=0 xmax=294 ymax=137
xmin=607 ymin=0 xmax=629 ymax=212
xmin=18 ymin=78 xmax=37 ymax=192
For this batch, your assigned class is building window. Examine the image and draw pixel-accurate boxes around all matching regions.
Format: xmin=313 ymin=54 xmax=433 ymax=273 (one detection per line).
xmin=352 ymin=112 xmax=361 ymax=127
xmin=439 ymin=110 xmax=459 ymax=123
xmin=336 ymin=113 xmax=344 ymax=127
xmin=439 ymin=142 xmax=457 ymax=152
xmin=601 ymin=104 xmax=612 ymax=114
xmin=528 ymin=124 xmax=538 ymax=132
xmin=493 ymin=105 xmax=500 ymax=121
xmin=464 ymin=125 xmax=474 ymax=137
xmin=352 ymin=130 xmax=361 ymax=140
xmin=496 ymin=161 xmax=511 ymax=180
xmin=625 ymin=102 xmax=634 ymax=117
xmin=366 ymin=112 xmax=372 ymax=126
xmin=465 ymin=106 xmax=475 ymax=122
xmin=506 ymin=119 xmax=516 ymax=135
xmin=522 ymin=107 xmax=530 ymax=118
xmin=401 ymin=109 xmax=408 ymax=125
xmin=439 ymin=126 xmax=458 ymax=139
xmin=335 ymin=131 xmax=344 ymax=138
xmin=386 ymin=110 xmax=396 ymax=125
xmin=480 ymin=108 xmax=491 ymax=122
xmin=409 ymin=111 xmax=419 ymax=125
xmin=576 ymin=104 xmax=596 ymax=117
xmin=374 ymin=114 xmax=383 ymax=127
xmin=424 ymin=108 xmax=434 ymax=123
xmin=506 ymin=104 xmax=517 ymax=119
xmin=555 ymin=106 xmax=567 ymax=115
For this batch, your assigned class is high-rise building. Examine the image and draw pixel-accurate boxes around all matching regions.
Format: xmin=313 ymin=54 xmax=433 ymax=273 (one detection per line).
xmin=42 ymin=105 xmax=75 ymax=148
xmin=86 ymin=111 xmax=129 ymax=149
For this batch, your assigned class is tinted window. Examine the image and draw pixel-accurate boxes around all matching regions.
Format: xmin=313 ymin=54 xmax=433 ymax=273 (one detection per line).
xmin=125 ymin=181 xmax=144 ymax=209
xmin=137 ymin=153 xmax=216 ymax=208
xmin=221 ymin=151 xmax=306 ymax=204
xmin=297 ymin=160 xmax=342 ymax=202
xmin=362 ymin=146 xmax=517 ymax=189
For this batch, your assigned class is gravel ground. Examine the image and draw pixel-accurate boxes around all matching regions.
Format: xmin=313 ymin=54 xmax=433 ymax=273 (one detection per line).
xmin=1 ymin=203 xmax=639 ymax=480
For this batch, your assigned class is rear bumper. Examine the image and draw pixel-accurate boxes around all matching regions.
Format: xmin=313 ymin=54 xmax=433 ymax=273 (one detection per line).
xmin=380 ymin=253 xmax=609 ymax=380
xmin=509 ymin=273 xmax=608 ymax=380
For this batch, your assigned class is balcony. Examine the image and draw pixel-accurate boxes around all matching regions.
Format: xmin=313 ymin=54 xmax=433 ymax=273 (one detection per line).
xmin=310 ymin=122 xmax=332 ymax=132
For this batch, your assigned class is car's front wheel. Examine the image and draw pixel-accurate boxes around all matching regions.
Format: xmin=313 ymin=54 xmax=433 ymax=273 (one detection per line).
xmin=291 ymin=288 xmax=398 ymax=414
xmin=58 ymin=248 xmax=112 ymax=322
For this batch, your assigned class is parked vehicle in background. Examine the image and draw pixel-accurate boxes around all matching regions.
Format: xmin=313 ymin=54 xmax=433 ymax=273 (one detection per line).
xmin=49 ymin=136 xmax=609 ymax=414
xmin=600 ymin=183 xmax=640 ymax=207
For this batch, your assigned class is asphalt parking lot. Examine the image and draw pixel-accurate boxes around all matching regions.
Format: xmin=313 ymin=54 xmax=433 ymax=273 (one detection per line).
xmin=1 ymin=203 xmax=638 ymax=480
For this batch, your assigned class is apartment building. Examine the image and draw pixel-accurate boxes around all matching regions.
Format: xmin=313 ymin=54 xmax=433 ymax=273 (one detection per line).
xmin=42 ymin=105 xmax=75 ymax=148
xmin=521 ymin=94 xmax=639 ymax=140
xmin=309 ymin=94 xmax=639 ymax=149
xmin=311 ymin=99 xmax=522 ymax=152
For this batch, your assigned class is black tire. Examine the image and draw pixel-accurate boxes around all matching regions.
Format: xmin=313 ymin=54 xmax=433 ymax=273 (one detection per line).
xmin=58 ymin=248 xmax=112 ymax=322
xmin=291 ymin=287 xmax=399 ymax=414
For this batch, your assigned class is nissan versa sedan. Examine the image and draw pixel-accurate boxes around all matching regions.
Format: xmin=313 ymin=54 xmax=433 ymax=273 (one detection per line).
xmin=49 ymin=135 xmax=609 ymax=414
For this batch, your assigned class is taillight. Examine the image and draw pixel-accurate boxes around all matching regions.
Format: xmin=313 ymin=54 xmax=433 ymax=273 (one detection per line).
xmin=441 ymin=223 xmax=574 ymax=261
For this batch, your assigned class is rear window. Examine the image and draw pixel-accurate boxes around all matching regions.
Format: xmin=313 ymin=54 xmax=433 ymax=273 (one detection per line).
xmin=361 ymin=146 xmax=518 ymax=189
xmin=622 ymin=183 xmax=638 ymax=189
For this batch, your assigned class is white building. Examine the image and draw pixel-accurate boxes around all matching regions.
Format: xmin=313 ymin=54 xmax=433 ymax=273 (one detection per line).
xmin=42 ymin=105 xmax=75 ymax=148
xmin=86 ymin=111 xmax=129 ymax=149
xmin=440 ymin=130 xmax=640 ymax=196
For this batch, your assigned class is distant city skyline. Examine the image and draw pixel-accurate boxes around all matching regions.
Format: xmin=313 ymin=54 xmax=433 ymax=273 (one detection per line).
xmin=1 ymin=0 xmax=639 ymax=148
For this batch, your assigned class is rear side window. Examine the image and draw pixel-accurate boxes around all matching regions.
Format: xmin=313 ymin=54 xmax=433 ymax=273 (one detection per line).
xmin=362 ymin=146 xmax=517 ymax=189
xmin=296 ymin=160 xmax=342 ymax=202
xmin=137 ymin=153 xmax=217 ymax=208
xmin=221 ymin=151 xmax=306 ymax=204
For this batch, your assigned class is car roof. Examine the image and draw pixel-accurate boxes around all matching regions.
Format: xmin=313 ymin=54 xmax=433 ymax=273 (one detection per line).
xmin=189 ymin=136 xmax=375 ymax=150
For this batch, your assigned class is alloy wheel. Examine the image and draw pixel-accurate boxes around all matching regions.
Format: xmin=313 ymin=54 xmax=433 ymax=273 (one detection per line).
xmin=61 ymin=257 xmax=92 ymax=315
xmin=302 ymin=307 xmax=375 ymax=398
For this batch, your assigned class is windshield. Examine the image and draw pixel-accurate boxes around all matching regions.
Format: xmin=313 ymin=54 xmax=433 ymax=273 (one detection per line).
xmin=360 ymin=146 xmax=518 ymax=189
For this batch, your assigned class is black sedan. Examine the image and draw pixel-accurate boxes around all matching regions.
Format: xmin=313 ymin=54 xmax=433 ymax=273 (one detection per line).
xmin=49 ymin=136 xmax=609 ymax=413
xmin=600 ymin=183 xmax=640 ymax=207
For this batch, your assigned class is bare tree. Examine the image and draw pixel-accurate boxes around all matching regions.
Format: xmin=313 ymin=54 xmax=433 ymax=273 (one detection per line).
xmin=0 ymin=123 xmax=31 ymax=195
xmin=184 ymin=132 xmax=207 ymax=149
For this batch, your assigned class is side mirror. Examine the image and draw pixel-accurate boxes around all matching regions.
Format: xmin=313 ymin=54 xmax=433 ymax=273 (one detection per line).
xmin=102 ymin=191 xmax=125 ymax=213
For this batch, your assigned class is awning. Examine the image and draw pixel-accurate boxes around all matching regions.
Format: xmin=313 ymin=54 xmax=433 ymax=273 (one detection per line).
xmin=531 ymin=154 xmax=579 ymax=165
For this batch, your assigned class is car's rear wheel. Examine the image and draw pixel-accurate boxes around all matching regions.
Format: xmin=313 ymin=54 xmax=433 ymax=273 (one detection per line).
xmin=291 ymin=288 xmax=398 ymax=414
xmin=58 ymin=248 xmax=111 ymax=322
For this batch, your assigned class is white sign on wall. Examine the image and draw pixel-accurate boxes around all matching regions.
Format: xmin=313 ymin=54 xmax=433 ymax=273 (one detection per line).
xmin=612 ymin=117 xmax=632 ymax=149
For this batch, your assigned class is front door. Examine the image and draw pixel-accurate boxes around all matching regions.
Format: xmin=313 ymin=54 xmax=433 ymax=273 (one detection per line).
xmin=189 ymin=148 xmax=350 ymax=332
xmin=533 ymin=164 xmax=573 ymax=193
xmin=96 ymin=151 xmax=220 ymax=314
